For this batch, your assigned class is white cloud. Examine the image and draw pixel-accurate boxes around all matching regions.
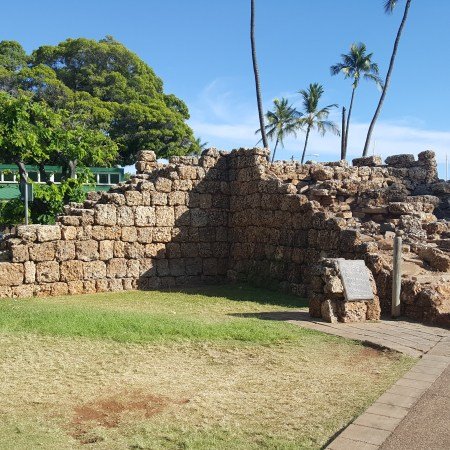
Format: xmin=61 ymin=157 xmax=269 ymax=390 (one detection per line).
xmin=189 ymin=79 xmax=450 ymax=177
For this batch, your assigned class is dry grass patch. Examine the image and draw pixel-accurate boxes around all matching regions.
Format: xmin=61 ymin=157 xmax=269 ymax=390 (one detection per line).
xmin=0 ymin=286 xmax=415 ymax=449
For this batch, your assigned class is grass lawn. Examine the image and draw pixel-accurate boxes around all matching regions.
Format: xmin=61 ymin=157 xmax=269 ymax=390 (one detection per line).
xmin=0 ymin=285 xmax=415 ymax=449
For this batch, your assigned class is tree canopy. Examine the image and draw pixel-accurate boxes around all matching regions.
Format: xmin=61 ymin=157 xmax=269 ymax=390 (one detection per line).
xmin=0 ymin=36 xmax=199 ymax=164
xmin=0 ymin=92 xmax=118 ymax=177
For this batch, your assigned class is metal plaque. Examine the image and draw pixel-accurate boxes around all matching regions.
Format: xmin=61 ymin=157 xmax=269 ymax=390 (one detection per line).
xmin=337 ymin=259 xmax=374 ymax=302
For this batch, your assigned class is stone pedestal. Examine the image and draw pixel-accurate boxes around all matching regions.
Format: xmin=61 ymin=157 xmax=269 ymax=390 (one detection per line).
xmin=309 ymin=258 xmax=381 ymax=323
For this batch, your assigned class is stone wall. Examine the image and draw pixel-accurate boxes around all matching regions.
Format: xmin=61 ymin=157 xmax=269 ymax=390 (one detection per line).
xmin=0 ymin=148 xmax=448 ymax=326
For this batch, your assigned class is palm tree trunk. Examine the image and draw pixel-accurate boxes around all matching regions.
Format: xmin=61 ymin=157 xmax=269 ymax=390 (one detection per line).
xmin=301 ymin=126 xmax=311 ymax=164
xmin=270 ymin=138 xmax=279 ymax=163
xmin=344 ymin=87 xmax=356 ymax=155
xmin=363 ymin=0 xmax=412 ymax=156
xmin=341 ymin=106 xmax=347 ymax=160
xmin=250 ymin=0 xmax=269 ymax=149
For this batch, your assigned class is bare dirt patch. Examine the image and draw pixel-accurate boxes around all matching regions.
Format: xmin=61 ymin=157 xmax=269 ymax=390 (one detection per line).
xmin=71 ymin=390 xmax=189 ymax=444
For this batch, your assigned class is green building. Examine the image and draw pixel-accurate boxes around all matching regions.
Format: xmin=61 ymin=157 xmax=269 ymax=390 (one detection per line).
xmin=0 ymin=164 xmax=125 ymax=200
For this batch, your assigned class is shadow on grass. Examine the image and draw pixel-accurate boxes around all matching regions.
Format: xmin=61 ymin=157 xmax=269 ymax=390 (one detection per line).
xmin=161 ymin=283 xmax=309 ymax=308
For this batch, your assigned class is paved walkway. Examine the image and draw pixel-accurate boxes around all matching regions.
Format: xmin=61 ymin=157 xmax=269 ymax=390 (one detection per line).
xmin=256 ymin=311 xmax=450 ymax=449
xmin=261 ymin=310 xmax=449 ymax=357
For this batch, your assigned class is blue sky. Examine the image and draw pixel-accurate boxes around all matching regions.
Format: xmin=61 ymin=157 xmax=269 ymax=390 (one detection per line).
xmin=1 ymin=0 xmax=449 ymax=176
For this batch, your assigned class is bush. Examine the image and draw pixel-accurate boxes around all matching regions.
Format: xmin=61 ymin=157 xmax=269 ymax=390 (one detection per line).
xmin=31 ymin=173 xmax=92 ymax=224
xmin=0 ymin=198 xmax=25 ymax=226
xmin=0 ymin=171 xmax=94 ymax=226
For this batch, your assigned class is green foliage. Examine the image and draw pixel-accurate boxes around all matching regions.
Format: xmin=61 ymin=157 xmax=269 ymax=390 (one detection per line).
xmin=31 ymin=172 xmax=92 ymax=224
xmin=330 ymin=42 xmax=383 ymax=90
xmin=256 ymin=98 xmax=300 ymax=162
xmin=297 ymin=83 xmax=339 ymax=135
xmin=0 ymin=92 xmax=60 ymax=166
xmin=0 ymin=198 xmax=24 ymax=226
xmin=0 ymin=41 xmax=27 ymax=72
xmin=0 ymin=36 xmax=198 ymax=164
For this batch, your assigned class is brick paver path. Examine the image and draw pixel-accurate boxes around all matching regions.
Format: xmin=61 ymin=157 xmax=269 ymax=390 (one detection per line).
xmin=256 ymin=310 xmax=450 ymax=449
xmin=262 ymin=310 xmax=449 ymax=357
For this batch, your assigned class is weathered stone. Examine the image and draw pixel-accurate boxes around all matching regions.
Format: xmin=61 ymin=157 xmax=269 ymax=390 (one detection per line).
xmin=84 ymin=261 xmax=107 ymax=280
xmin=51 ymin=282 xmax=69 ymax=296
xmin=155 ymin=207 xmax=175 ymax=226
xmin=107 ymin=258 xmax=128 ymax=278
xmin=168 ymin=191 xmax=187 ymax=206
xmin=121 ymin=226 xmax=138 ymax=242
xmin=11 ymin=244 xmax=29 ymax=262
xmin=56 ymin=241 xmax=76 ymax=261
xmin=137 ymin=227 xmax=153 ymax=243
xmin=61 ymin=226 xmax=77 ymax=240
xmin=0 ymin=263 xmax=24 ymax=286
xmin=150 ymin=192 xmax=168 ymax=206
xmin=321 ymin=299 xmax=338 ymax=323
xmin=324 ymin=276 xmax=344 ymax=294
xmin=36 ymin=261 xmax=60 ymax=283
xmin=16 ymin=225 xmax=38 ymax=242
xmin=385 ymin=154 xmax=415 ymax=167
xmin=60 ymin=260 xmax=84 ymax=282
xmin=29 ymin=242 xmax=56 ymax=262
xmin=95 ymin=204 xmax=117 ymax=226
xmin=37 ymin=225 xmax=61 ymax=242
xmin=12 ymin=284 xmax=35 ymax=298
xmin=415 ymin=245 xmax=450 ymax=272
xmin=110 ymin=241 xmax=124 ymax=258
xmin=24 ymin=261 xmax=36 ymax=284
xmin=125 ymin=191 xmax=143 ymax=206
xmin=135 ymin=206 xmax=156 ymax=226
xmin=117 ymin=206 xmax=135 ymax=226
xmin=99 ymin=240 xmax=114 ymax=260
xmin=155 ymin=177 xmax=172 ymax=193
xmin=352 ymin=155 xmax=382 ymax=167
xmin=67 ymin=281 xmax=84 ymax=295
xmin=127 ymin=259 xmax=140 ymax=278
xmin=125 ymin=242 xmax=145 ymax=259
xmin=76 ymin=240 xmax=99 ymax=261
xmin=337 ymin=301 xmax=368 ymax=323
xmin=152 ymin=227 xmax=172 ymax=243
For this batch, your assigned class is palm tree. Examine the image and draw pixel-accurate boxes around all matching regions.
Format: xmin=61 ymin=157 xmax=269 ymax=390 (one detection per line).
xmin=363 ymin=0 xmax=412 ymax=156
xmin=296 ymin=83 xmax=339 ymax=164
xmin=250 ymin=0 xmax=268 ymax=149
xmin=331 ymin=43 xmax=383 ymax=157
xmin=255 ymin=98 xmax=300 ymax=162
xmin=194 ymin=137 xmax=208 ymax=151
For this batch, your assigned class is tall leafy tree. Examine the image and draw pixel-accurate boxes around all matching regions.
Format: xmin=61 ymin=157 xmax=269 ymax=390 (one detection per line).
xmin=331 ymin=43 xmax=383 ymax=156
xmin=0 ymin=37 xmax=199 ymax=164
xmin=250 ymin=0 xmax=269 ymax=149
xmin=363 ymin=0 xmax=412 ymax=156
xmin=256 ymin=98 xmax=299 ymax=162
xmin=0 ymin=92 xmax=117 ymax=180
xmin=297 ymin=84 xmax=339 ymax=164
xmin=0 ymin=93 xmax=58 ymax=183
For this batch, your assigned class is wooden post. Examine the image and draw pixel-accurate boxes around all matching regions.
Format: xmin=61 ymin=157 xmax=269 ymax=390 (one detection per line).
xmin=391 ymin=231 xmax=403 ymax=318
xmin=24 ymin=181 xmax=29 ymax=226
xmin=341 ymin=106 xmax=346 ymax=160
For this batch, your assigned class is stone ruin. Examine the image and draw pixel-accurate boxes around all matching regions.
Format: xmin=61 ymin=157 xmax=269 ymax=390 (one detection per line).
xmin=0 ymin=148 xmax=449 ymax=327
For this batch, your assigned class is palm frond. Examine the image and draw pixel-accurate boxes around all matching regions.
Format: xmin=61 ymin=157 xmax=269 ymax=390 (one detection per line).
xmin=363 ymin=73 xmax=384 ymax=89
xmin=255 ymin=97 xmax=300 ymax=152
xmin=384 ymin=0 xmax=398 ymax=14
xmin=316 ymin=120 xmax=341 ymax=137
